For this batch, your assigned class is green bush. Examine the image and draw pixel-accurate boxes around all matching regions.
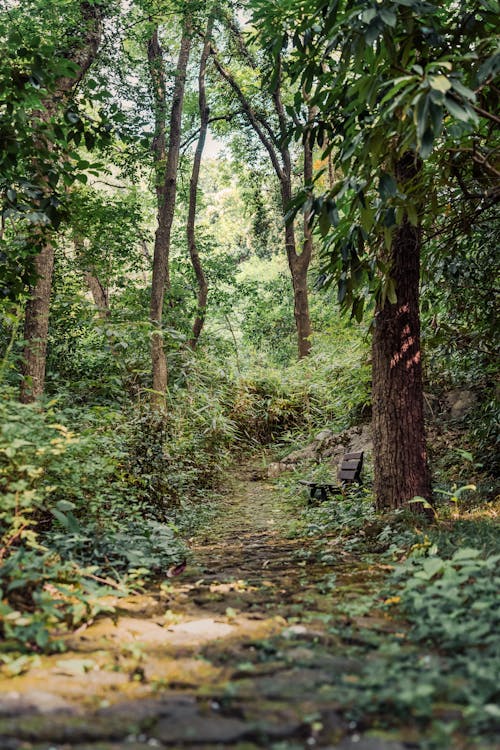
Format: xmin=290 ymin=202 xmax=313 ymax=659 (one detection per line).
xmin=0 ymin=399 xmax=186 ymax=652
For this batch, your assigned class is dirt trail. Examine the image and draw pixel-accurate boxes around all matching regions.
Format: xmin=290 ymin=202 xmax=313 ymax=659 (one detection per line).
xmin=0 ymin=467 xmax=401 ymax=750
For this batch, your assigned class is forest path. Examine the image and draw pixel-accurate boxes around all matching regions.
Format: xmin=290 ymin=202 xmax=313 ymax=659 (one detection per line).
xmin=0 ymin=463 xmax=404 ymax=750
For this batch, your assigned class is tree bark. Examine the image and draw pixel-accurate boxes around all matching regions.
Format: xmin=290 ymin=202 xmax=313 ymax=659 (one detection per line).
xmin=19 ymin=242 xmax=55 ymax=403
xmin=84 ymin=271 xmax=110 ymax=319
xmin=187 ymin=15 xmax=213 ymax=349
xmin=148 ymin=23 xmax=192 ymax=409
xmin=372 ymin=153 xmax=432 ymax=511
xmin=285 ymin=116 xmax=313 ymax=358
xmin=19 ymin=1 xmax=103 ymax=404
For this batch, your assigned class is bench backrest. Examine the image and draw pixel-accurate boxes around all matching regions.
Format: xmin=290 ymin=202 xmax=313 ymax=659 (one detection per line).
xmin=339 ymin=451 xmax=364 ymax=483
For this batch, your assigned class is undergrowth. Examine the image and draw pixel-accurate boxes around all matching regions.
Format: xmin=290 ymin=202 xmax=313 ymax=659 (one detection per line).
xmin=278 ymin=459 xmax=500 ymax=747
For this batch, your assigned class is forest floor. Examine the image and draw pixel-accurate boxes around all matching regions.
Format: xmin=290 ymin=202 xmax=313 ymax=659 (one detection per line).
xmin=0 ymin=463 xmax=489 ymax=750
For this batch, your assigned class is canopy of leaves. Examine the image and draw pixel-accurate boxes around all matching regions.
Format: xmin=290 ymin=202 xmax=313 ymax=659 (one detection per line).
xmin=251 ymin=0 xmax=499 ymax=317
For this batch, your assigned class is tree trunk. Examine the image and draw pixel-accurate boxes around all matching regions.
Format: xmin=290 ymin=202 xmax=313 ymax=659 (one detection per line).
xmin=19 ymin=1 xmax=103 ymax=404
xmin=286 ymin=121 xmax=313 ymax=358
xmin=276 ymin=90 xmax=313 ymax=359
xmin=148 ymin=23 xmax=191 ymax=409
xmin=84 ymin=271 xmax=110 ymax=319
xmin=372 ymin=154 xmax=432 ymax=511
xmin=187 ymin=15 xmax=213 ymax=349
xmin=211 ymin=41 xmax=314 ymax=359
xmin=19 ymin=242 xmax=55 ymax=403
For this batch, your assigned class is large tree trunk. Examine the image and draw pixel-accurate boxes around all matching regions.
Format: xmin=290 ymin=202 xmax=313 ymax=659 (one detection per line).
xmin=187 ymin=15 xmax=213 ymax=349
xmin=19 ymin=1 xmax=103 ymax=404
xmin=372 ymin=153 xmax=432 ymax=511
xmin=148 ymin=23 xmax=191 ymax=409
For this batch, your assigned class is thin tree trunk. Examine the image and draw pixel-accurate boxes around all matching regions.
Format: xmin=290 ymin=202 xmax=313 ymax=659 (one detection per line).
xmin=372 ymin=153 xmax=432 ymax=511
xmin=19 ymin=242 xmax=55 ymax=403
xmin=212 ymin=43 xmax=313 ymax=358
xmin=187 ymin=15 xmax=213 ymax=349
xmin=277 ymin=99 xmax=313 ymax=359
xmin=19 ymin=2 xmax=103 ymax=403
xmin=148 ymin=23 xmax=192 ymax=409
xmin=84 ymin=271 xmax=110 ymax=319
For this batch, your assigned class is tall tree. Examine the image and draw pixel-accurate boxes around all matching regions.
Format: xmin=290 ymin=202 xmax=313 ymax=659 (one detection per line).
xmin=187 ymin=13 xmax=214 ymax=349
xmin=147 ymin=18 xmax=192 ymax=408
xmin=15 ymin=0 xmax=104 ymax=403
xmin=251 ymin=0 xmax=499 ymax=509
xmin=211 ymin=20 xmax=314 ymax=358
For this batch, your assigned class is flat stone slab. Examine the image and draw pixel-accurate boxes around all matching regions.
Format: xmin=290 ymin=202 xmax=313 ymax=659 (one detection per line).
xmin=151 ymin=714 xmax=250 ymax=743
xmin=69 ymin=616 xmax=237 ymax=652
xmin=0 ymin=690 xmax=76 ymax=716
xmin=333 ymin=737 xmax=410 ymax=750
xmin=231 ymin=667 xmax=334 ymax=700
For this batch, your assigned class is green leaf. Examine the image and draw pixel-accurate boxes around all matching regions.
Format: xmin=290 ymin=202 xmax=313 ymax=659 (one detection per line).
xmin=55 ymin=500 xmax=76 ymax=511
xmin=319 ymin=209 xmax=331 ymax=237
xmin=452 ymin=547 xmax=481 ymax=561
xmin=361 ymin=8 xmax=377 ymax=23
xmin=444 ymin=96 xmax=473 ymax=122
xmin=379 ymin=8 xmax=397 ymax=26
xmin=429 ymin=101 xmax=443 ymax=136
xmin=428 ymin=75 xmax=451 ymax=93
xmin=414 ymin=92 xmax=429 ymax=141
xmin=406 ymin=203 xmax=418 ymax=226
xmin=354 ymin=297 xmax=365 ymax=322
xmin=379 ymin=172 xmax=397 ymax=200
xmin=450 ymin=79 xmax=476 ymax=101
xmin=380 ymin=76 xmax=417 ymax=107
xmin=422 ymin=557 xmax=445 ymax=579
xmin=420 ymin=128 xmax=434 ymax=159
xmin=386 ymin=278 xmax=397 ymax=304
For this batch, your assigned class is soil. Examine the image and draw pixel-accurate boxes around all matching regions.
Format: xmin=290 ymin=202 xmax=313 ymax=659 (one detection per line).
xmin=0 ymin=466 xmax=434 ymax=749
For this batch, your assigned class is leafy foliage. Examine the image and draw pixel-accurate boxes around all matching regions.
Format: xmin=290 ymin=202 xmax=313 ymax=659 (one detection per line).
xmin=0 ymin=399 xmax=186 ymax=652
xmin=251 ymin=0 xmax=499 ymax=318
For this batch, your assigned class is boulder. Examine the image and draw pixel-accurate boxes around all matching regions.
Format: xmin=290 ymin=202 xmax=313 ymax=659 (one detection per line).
xmin=267 ymin=424 xmax=372 ymax=477
xmin=446 ymin=389 xmax=477 ymax=419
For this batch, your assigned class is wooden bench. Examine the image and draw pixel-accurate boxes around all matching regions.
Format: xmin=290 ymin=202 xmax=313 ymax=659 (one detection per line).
xmin=299 ymin=451 xmax=364 ymax=502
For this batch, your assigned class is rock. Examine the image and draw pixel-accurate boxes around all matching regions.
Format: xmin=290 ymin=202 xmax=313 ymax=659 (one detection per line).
xmin=96 ymin=695 xmax=197 ymax=723
xmin=282 ymin=624 xmax=309 ymax=638
xmin=344 ymin=424 xmax=372 ymax=456
xmin=266 ymin=424 xmax=372 ymax=478
xmin=0 ymin=690 xmax=75 ymax=717
xmin=446 ymin=389 xmax=477 ymax=419
xmin=316 ymin=429 xmax=334 ymax=442
xmin=267 ymin=462 xmax=286 ymax=478
xmin=151 ymin=714 xmax=249 ymax=743
xmin=234 ymin=668 xmax=333 ymax=701
xmin=0 ymin=713 xmax=129 ymax=742
xmin=332 ymin=736 xmax=408 ymax=750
